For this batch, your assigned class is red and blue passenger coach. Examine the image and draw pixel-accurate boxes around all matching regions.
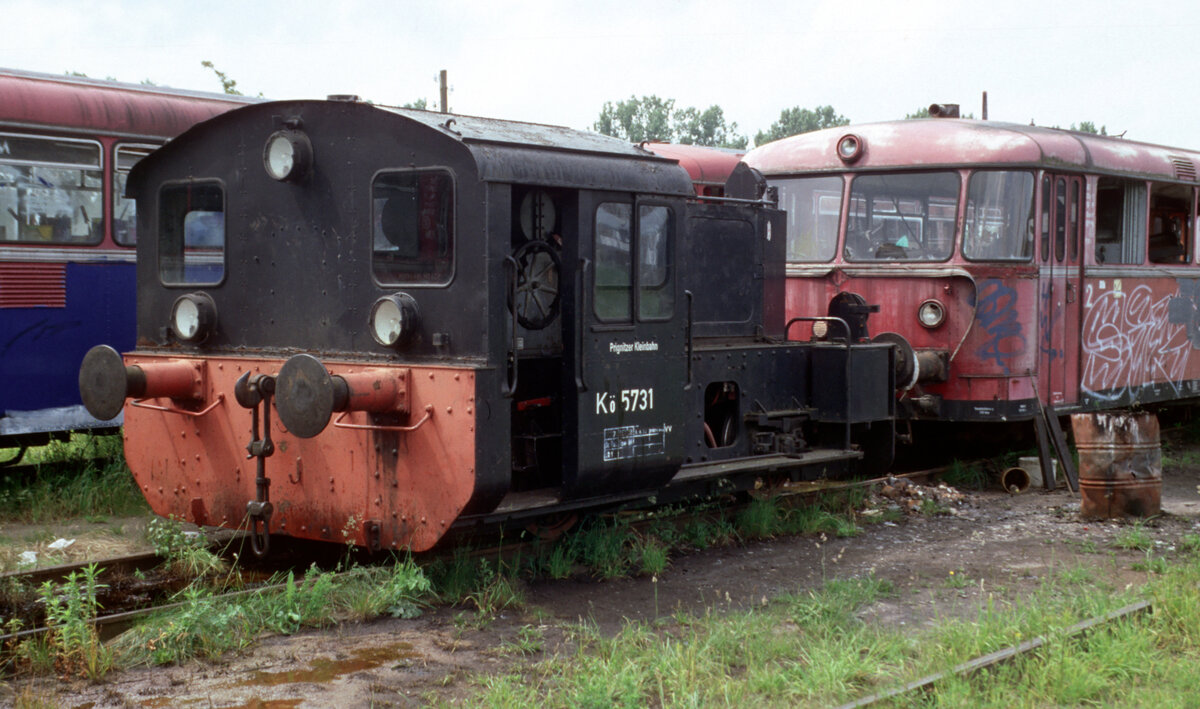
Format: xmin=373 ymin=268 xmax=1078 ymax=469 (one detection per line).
xmin=0 ymin=69 xmax=248 ymax=454
xmin=78 ymin=98 xmax=894 ymax=553
xmin=745 ymin=117 xmax=1200 ymax=425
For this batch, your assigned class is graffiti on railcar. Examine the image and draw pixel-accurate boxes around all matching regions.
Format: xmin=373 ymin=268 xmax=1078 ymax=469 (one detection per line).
xmin=1080 ymin=280 xmax=1198 ymax=401
xmin=973 ymin=279 xmax=1025 ymax=374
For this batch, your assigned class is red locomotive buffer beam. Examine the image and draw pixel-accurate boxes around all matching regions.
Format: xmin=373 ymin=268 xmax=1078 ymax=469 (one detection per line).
xmin=78 ymin=344 xmax=210 ymax=421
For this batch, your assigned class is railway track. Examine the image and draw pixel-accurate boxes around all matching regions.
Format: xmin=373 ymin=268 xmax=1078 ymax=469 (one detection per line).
xmin=0 ymin=465 xmax=951 ymax=662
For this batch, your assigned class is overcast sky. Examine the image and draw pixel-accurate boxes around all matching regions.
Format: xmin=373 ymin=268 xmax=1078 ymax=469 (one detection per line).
xmin=3 ymin=0 xmax=1196 ymax=146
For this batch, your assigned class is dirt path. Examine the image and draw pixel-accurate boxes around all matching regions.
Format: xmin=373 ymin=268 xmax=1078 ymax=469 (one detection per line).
xmin=12 ymin=467 xmax=1200 ymax=708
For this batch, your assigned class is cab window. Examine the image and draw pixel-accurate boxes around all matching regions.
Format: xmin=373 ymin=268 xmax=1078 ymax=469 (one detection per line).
xmin=0 ymin=133 xmax=103 ymax=244
xmin=594 ymin=202 xmax=674 ymax=322
xmin=962 ymin=170 xmax=1035 ymax=261
xmin=774 ymin=175 xmax=842 ymax=262
xmin=372 ymin=170 xmax=454 ymax=285
xmin=159 ymin=181 xmax=225 ymax=285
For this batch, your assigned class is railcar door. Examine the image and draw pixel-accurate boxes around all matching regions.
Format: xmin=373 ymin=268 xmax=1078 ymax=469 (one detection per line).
xmin=1038 ymin=174 xmax=1084 ymax=405
xmin=561 ymin=193 xmax=687 ymax=499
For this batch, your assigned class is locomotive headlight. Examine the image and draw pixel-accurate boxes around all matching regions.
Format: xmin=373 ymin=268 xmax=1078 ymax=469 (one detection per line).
xmin=369 ymin=293 xmax=420 ymax=347
xmin=836 ymin=134 xmax=865 ymax=163
xmin=812 ymin=320 xmax=829 ymax=339
xmin=918 ymin=299 xmax=946 ymax=329
xmin=263 ymin=129 xmax=313 ymax=182
xmin=170 ymin=292 xmax=218 ymax=342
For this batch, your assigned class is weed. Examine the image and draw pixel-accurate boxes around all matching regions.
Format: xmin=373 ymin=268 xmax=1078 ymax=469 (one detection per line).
xmin=944 ymin=569 xmax=971 ymax=589
xmin=942 ymin=459 xmax=990 ymax=490
xmin=545 ymin=543 xmax=576 ymax=579
xmin=503 ymin=624 xmax=545 ymax=656
xmin=363 ymin=556 xmax=432 ymax=619
xmin=574 ymin=519 xmax=630 ymax=579
xmin=468 ymin=560 xmax=524 ymax=617
xmin=145 ymin=516 xmax=224 ymax=577
xmin=919 ymin=498 xmax=946 ymax=516
xmin=632 ymin=535 xmax=669 ymax=576
xmin=736 ymin=497 xmax=781 ymax=539
xmin=1179 ymin=534 xmax=1200 ymax=554
xmin=1132 ymin=554 xmax=1168 ymax=574
xmin=0 ymin=451 xmax=146 ymax=524
xmin=1112 ymin=523 xmax=1155 ymax=552
xmin=37 ymin=563 xmax=112 ymax=678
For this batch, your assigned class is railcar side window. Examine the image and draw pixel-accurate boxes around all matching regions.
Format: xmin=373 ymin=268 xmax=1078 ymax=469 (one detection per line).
xmin=113 ymin=144 xmax=156 ymax=247
xmin=372 ymin=170 xmax=454 ymax=285
xmin=1148 ymin=182 xmax=1192 ymax=264
xmin=774 ymin=176 xmax=842 ymax=262
xmin=595 ymin=203 xmax=633 ymax=321
xmin=963 ymin=171 xmax=1035 ymax=261
xmin=844 ymin=172 xmax=958 ymax=262
xmin=0 ymin=133 xmax=103 ymax=244
xmin=638 ymin=205 xmax=673 ymax=320
xmin=158 ymin=182 xmax=225 ymax=285
xmin=1095 ymin=178 xmax=1146 ymax=264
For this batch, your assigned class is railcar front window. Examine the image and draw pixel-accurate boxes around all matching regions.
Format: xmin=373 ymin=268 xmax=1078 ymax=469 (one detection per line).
xmin=113 ymin=144 xmax=156 ymax=247
xmin=963 ymin=170 xmax=1035 ymax=261
xmin=844 ymin=172 xmax=958 ymax=261
xmin=159 ymin=182 xmax=225 ymax=285
xmin=774 ymin=175 xmax=843 ymax=262
xmin=0 ymin=133 xmax=102 ymax=244
xmin=372 ymin=170 xmax=454 ymax=285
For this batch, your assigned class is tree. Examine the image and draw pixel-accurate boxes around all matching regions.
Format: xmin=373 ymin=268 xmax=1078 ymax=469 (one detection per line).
xmin=673 ymin=105 xmax=748 ymax=150
xmin=594 ymin=96 xmax=747 ymax=149
xmin=201 ymin=60 xmax=242 ymax=96
xmin=905 ymin=106 xmax=975 ymax=119
xmin=1071 ymin=121 xmax=1107 ymax=135
xmin=402 ymin=98 xmax=428 ymax=110
xmin=754 ymin=106 xmax=849 ymax=146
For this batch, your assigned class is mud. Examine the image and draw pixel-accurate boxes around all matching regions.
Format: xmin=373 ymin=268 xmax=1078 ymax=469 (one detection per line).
xmin=9 ymin=463 xmax=1200 ymax=708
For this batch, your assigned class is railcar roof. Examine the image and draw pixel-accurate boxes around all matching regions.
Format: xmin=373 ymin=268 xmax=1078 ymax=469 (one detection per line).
xmin=746 ymin=119 xmax=1200 ymax=183
xmin=0 ymin=66 xmax=259 ymax=139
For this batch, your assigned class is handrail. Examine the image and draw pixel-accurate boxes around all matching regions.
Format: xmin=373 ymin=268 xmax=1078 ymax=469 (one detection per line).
xmin=332 ymin=405 xmax=434 ymax=433
xmin=130 ymin=393 xmax=224 ymax=418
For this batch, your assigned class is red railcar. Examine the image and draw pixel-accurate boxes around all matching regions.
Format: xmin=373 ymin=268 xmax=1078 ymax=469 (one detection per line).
xmin=0 ymin=68 xmax=253 ymax=456
xmin=745 ymin=118 xmax=1200 ymax=425
xmin=642 ymin=142 xmax=744 ymax=197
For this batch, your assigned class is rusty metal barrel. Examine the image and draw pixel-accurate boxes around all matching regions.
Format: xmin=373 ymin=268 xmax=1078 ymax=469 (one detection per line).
xmin=1070 ymin=412 xmax=1161 ymax=519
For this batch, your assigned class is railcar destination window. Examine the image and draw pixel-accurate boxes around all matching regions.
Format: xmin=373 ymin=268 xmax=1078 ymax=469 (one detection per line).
xmin=963 ymin=170 xmax=1035 ymax=261
xmin=844 ymin=172 xmax=958 ymax=262
xmin=159 ymin=181 xmax=225 ymax=286
xmin=0 ymin=133 xmax=103 ymax=244
xmin=372 ymin=170 xmax=454 ymax=286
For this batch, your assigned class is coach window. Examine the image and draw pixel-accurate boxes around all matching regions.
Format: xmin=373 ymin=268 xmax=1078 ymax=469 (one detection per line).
xmin=1148 ymin=181 xmax=1192 ymax=264
xmin=0 ymin=133 xmax=103 ymax=244
xmin=773 ymin=175 xmax=842 ymax=262
xmin=372 ymin=170 xmax=454 ymax=286
xmin=963 ymin=170 xmax=1035 ymax=261
xmin=112 ymin=144 xmax=156 ymax=246
xmin=1095 ymin=178 xmax=1146 ymax=264
xmin=594 ymin=203 xmax=633 ymax=320
xmin=158 ymin=181 xmax=225 ymax=286
xmin=844 ymin=172 xmax=958 ymax=261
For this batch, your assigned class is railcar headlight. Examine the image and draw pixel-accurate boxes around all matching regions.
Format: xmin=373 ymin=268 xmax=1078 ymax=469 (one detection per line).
xmin=918 ymin=299 xmax=946 ymax=329
xmin=170 ymin=292 xmax=218 ymax=342
xmin=369 ymin=293 xmax=420 ymax=347
xmin=263 ymin=129 xmax=313 ymax=182
xmin=836 ymin=134 xmax=865 ymax=163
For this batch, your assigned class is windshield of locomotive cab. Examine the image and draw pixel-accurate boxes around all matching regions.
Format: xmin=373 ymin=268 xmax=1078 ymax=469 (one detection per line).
xmin=372 ymin=170 xmax=454 ymax=286
xmin=844 ymin=172 xmax=959 ymax=261
xmin=159 ymin=182 xmax=225 ymax=286
xmin=0 ymin=133 xmax=103 ymax=244
xmin=962 ymin=170 xmax=1035 ymax=261
xmin=773 ymin=175 xmax=843 ymax=262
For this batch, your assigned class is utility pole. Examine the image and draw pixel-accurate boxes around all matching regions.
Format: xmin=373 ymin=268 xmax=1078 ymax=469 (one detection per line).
xmin=439 ymin=70 xmax=448 ymax=114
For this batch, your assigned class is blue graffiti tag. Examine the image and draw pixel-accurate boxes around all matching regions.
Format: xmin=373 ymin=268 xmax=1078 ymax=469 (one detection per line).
xmin=1168 ymin=278 xmax=1200 ymax=348
xmin=973 ymin=279 xmax=1026 ymax=374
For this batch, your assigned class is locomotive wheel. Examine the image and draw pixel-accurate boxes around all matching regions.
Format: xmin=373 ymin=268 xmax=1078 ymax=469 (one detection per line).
xmin=510 ymin=240 xmax=561 ymax=330
xmin=526 ymin=512 xmax=578 ymax=541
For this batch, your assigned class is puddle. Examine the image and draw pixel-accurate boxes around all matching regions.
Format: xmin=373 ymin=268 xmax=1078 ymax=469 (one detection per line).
xmin=238 ymin=642 xmax=418 ymax=687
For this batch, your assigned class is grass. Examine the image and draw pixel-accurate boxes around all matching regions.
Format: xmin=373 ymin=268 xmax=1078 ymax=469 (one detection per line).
xmin=0 ymin=435 xmax=146 ymax=523
xmin=463 ymin=547 xmax=1200 ymax=707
